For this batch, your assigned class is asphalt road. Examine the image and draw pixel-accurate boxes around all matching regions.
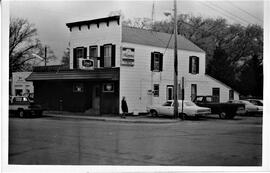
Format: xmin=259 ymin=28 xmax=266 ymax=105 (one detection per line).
xmin=9 ymin=115 xmax=262 ymax=166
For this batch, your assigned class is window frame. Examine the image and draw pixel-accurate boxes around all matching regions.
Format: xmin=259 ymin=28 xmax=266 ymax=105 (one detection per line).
xmin=76 ymin=47 xmax=84 ymax=59
xmin=189 ymin=56 xmax=199 ymax=74
xmin=103 ymin=44 xmax=112 ymax=68
xmin=89 ymin=46 xmax=98 ymax=59
xmin=153 ymin=84 xmax=159 ymax=97
xmin=166 ymin=85 xmax=174 ymax=100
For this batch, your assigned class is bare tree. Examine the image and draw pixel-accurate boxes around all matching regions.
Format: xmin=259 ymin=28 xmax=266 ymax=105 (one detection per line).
xmin=9 ymin=17 xmax=56 ymax=73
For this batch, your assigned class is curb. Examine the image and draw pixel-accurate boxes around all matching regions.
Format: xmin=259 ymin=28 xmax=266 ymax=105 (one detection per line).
xmin=43 ymin=113 xmax=181 ymax=124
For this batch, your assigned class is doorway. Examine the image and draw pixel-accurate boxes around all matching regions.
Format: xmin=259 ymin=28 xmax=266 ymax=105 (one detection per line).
xmin=92 ymin=84 xmax=100 ymax=114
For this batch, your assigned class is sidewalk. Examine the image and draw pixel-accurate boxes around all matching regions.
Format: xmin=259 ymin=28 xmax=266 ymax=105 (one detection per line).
xmin=43 ymin=111 xmax=181 ymax=124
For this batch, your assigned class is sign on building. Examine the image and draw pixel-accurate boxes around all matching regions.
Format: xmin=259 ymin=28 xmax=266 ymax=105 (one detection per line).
xmin=121 ymin=47 xmax=135 ymax=66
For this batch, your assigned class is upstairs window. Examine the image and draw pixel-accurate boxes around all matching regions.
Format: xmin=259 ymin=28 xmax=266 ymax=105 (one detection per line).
xmin=229 ymin=90 xmax=234 ymax=100
xmin=104 ymin=45 xmax=112 ymax=67
xmin=89 ymin=46 xmax=98 ymax=68
xmin=100 ymin=44 xmax=116 ymax=68
xmin=189 ymin=56 xmax=199 ymax=74
xmin=73 ymin=47 xmax=87 ymax=69
xmin=89 ymin=46 xmax=98 ymax=58
xmin=151 ymin=52 xmax=163 ymax=72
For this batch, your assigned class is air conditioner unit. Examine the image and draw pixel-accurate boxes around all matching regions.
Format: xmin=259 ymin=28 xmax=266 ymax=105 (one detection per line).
xmin=78 ymin=58 xmax=94 ymax=70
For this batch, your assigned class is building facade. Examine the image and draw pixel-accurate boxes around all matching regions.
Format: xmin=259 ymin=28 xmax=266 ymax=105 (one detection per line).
xmin=27 ymin=16 xmax=239 ymax=115
xmin=11 ymin=72 xmax=34 ymax=96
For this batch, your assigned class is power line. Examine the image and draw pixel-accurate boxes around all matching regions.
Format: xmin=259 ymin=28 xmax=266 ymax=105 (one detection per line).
xmin=207 ymin=2 xmax=251 ymax=25
xmin=227 ymin=1 xmax=263 ymax=23
xmin=198 ymin=1 xmax=248 ymax=26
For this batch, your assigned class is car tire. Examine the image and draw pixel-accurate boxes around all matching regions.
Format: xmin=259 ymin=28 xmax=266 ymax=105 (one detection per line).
xmin=219 ymin=112 xmax=227 ymax=119
xmin=150 ymin=110 xmax=158 ymax=117
xmin=18 ymin=109 xmax=25 ymax=118
xmin=179 ymin=113 xmax=187 ymax=120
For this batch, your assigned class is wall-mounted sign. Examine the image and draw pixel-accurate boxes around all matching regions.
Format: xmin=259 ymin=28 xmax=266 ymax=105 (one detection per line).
xmin=103 ymin=83 xmax=114 ymax=92
xmin=121 ymin=47 xmax=135 ymax=66
xmin=79 ymin=58 xmax=94 ymax=70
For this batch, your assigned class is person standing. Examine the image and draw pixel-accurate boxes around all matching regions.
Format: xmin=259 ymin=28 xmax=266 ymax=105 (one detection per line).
xmin=121 ymin=96 xmax=128 ymax=118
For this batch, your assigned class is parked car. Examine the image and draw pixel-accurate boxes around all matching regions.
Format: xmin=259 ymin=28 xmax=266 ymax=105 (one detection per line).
xmin=193 ymin=95 xmax=245 ymax=119
xmin=9 ymin=96 xmax=43 ymax=118
xmin=227 ymin=100 xmax=262 ymax=116
xmin=244 ymin=99 xmax=263 ymax=112
xmin=146 ymin=100 xmax=211 ymax=119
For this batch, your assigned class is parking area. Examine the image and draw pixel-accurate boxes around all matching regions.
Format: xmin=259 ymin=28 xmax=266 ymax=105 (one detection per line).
xmin=8 ymin=114 xmax=262 ymax=165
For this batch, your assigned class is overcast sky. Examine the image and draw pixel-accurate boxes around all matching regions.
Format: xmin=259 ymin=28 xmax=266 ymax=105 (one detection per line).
xmin=9 ymin=0 xmax=264 ymax=65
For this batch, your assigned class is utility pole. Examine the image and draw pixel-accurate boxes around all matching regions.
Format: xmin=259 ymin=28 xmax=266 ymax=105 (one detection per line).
xmin=173 ymin=0 xmax=178 ymax=119
xmin=44 ymin=46 xmax=47 ymax=66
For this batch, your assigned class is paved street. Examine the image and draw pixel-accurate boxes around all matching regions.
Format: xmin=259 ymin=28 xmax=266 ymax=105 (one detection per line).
xmin=9 ymin=115 xmax=262 ymax=166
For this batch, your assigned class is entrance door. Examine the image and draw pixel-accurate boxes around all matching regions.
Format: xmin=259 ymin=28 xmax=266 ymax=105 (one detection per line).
xmin=167 ymin=85 xmax=174 ymax=100
xmin=212 ymin=88 xmax=220 ymax=102
xmin=92 ymin=84 xmax=100 ymax=114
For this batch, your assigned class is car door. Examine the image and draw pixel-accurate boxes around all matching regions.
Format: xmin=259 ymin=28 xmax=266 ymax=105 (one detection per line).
xmin=159 ymin=101 xmax=173 ymax=115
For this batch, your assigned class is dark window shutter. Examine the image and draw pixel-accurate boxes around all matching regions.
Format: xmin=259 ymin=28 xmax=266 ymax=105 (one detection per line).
xmin=83 ymin=47 xmax=87 ymax=59
xmin=196 ymin=57 xmax=199 ymax=74
xmin=189 ymin=56 xmax=192 ymax=73
xmin=111 ymin=45 xmax=116 ymax=67
xmin=100 ymin=45 xmax=104 ymax=67
xmin=159 ymin=53 xmax=163 ymax=71
xmin=151 ymin=52 xmax=154 ymax=71
xmin=73 ymin=48 xmax=77 ymax=69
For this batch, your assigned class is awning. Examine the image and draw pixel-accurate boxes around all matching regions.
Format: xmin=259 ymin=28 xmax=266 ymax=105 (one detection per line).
xmin=26 ymin=68 xmax=119 ymax=81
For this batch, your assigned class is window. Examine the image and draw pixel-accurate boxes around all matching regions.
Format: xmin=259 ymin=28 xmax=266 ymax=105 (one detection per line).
xmin=212 ymin=88 xmax=220 ymax=102
xmin=153 ymin=84 xmax=159 ymax=97
xmin=151 ymin=52 xmax=163 ymax=72
xmin=89 ymin=46 xmax=98 ymax=58
xmin=162 ymin=101 xmax=172 ymax=106
xmin=15 ymin=89 xmax=23 ymax=96
xmin=100 ymin=44 xmax=116 ymax=68
xmin=89 ymin=46 xmax=98 ymax=68
xmin=167 ymin=85 xmax=174 ymax=100
xmin=73 ymin=47 xmax=87 ymax=69
xmin=229 ymin=90 xmax=234 ymax=100
xmin=191 ymin=84 xmax=197 ymax=101
xmin=103 ymin=83 xmax=114 ymax=92
xmin=189 ymin=56 xmax=199 ymax=74
xmin=73 ymin=83 xmax=84 ymax=93
xmin=77 ymin=48 xmax=84 ymax=59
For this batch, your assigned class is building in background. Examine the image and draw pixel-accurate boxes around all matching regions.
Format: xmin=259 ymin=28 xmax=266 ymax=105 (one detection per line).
xmin=27 ymin=16 xmax=239 ymax=115
xmin=11 ymin=72 xmax=34 ymax=96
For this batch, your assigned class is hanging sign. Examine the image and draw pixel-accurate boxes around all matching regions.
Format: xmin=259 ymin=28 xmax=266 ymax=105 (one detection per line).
xmin=121 ymin=47 xmax=135 ymax=66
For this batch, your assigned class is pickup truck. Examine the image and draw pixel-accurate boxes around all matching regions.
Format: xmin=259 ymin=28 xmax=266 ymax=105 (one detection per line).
xmin=193 ymin=96 xmax=245 ymax=119
xmin=9 ymin=96 xmax=43 ymax=118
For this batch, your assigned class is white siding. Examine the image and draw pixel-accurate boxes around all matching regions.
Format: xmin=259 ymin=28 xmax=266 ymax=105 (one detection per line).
xmin=12 ymin=72 xmax=33 ymax=96
xmin=119 ymin=42 xmax=239 ymax=114
xmin=68 ymin=20 xmax=122 ymax=69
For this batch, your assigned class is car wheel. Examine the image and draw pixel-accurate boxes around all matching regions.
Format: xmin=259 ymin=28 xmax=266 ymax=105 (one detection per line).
xmin=179 ymin=113 xmax=187 ymax=120
xmin=150 ymin=110 xmax=158 ymax=117
xmin=219 ymin=112 xmax=227 ymax=119
xmin=18 ymin=109 xmax=25 ymax=118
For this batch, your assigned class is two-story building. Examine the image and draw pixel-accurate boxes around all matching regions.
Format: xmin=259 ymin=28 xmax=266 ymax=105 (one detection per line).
xmin=27 ymin=15 xmax=239 ymax=115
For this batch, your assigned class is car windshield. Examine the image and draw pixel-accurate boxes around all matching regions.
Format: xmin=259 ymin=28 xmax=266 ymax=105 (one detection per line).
xmin=162 ymin=101 xmax=172 ymax=106
xmin=250 ymin=100 xmax=263 ymax=106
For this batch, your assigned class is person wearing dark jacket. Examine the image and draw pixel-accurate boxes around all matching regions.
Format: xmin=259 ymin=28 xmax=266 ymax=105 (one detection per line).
xmin=121 ymin=96 xmax=128 ymax=118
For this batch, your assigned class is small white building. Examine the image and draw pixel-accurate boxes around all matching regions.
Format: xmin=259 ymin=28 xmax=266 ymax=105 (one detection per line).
xmin=27 ymin=16 xmax=239 ymax=115
xmin=11 ymin=72 xmax=34 ymax=96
